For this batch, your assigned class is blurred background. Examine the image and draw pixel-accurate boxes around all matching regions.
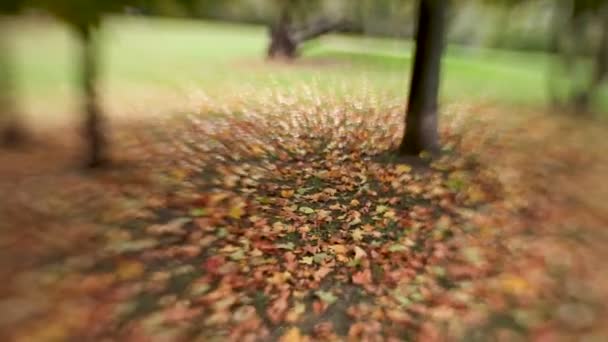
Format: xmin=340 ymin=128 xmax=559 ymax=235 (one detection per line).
xmin=1 ymin=0 xmax=607 ymax=136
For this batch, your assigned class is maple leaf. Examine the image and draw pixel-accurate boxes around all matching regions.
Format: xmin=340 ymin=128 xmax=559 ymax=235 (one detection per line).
xmin=285 ymin=302 xmax=306 ymax=323
xmin=351 ymin=228 xmax=364 ymax=241
xmin=277 ymin=242 xmax=295 ymax=250
xmin=298 ymin=207 xmax=315 ymax=214
xmin=315 ymin=290 xmax=337 ymax=305
xmin=268 ymin=271 xmax=292 ymax=285
xmin=230 ymin=249 xmax=245 ymax=261
xmin=203 ymin=256 xmax=225 ymax=274
xmin=329 ymin=244 xmax=347 ymax=255
xmin=116 ymin=260 xmax=144 ymax=281
xmin=279 ymin=327 xmax=305 ymax=342
xmin=313 ymin=265 xmax=333 ymax=281
xmin=267 ymin=291 xmax=290 ymax=324
xmin=352 ymin=269 xmax=373 ymax=286
xmin=281 ymin=189 xmax=295 ymax=198
xmin=375 ymin=205 xmax=389 ymax=214
xmin=299 ymin=256 xmax=314 ymax=265
xmin=354 ymin=246 xmax=367 ymax=260
xmin=395 ymin=164 xmax=412 ymax=174
xmin=229 ymin=204 xmax=245 ymax=219
xmin=388 ymin=244 xmax=407 ymax=252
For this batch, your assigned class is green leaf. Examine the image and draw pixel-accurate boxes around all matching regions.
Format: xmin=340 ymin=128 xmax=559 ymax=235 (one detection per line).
xmin=190 ymin=208 xmax=208 ymax=217
xmin=388 ymin=244 xmax=407 ymax=252
xmin=277 ymin=242 xmax=295 ymax=250
xmin=313 ymin=253 xmax=328 ymax=264
xmin=315 ymin=290 xmax=337 ymax=305
xmin=375 ymin=205 xmax=389 ymax=214
xmin=230 ymin=250 xmax=245 ymax=261
xmin=298 ymin=207 xmax=315 ymax=214
xmin=297 ymin=187 xmax=313 ymax=195
xmin=299 ymin=256 xmax=314 ymax=265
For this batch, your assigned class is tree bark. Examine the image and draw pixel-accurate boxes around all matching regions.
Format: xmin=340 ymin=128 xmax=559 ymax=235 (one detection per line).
xmin=267 ymin=8 xmax=297 ymax=59
xmin=267 ymin=5 xmax=344 ymax=60
xmin=79 ymin=25 xmax=107 ymax=167
xmin=0 ymin=18 xmax=26 ymax=147
xmin=399 ymin=0 xmax=447 ymax=156
xmin=292 ymin=18 xmax=345 ymax=44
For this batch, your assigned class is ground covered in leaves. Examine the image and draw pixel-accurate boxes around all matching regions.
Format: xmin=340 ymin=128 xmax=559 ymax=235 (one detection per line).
xmin=1 ymin=91 xmax=608 ymax=341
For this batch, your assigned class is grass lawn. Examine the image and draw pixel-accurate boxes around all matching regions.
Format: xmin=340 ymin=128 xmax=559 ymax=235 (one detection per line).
xmin=10 ymin=15 xmax=605 ymax=128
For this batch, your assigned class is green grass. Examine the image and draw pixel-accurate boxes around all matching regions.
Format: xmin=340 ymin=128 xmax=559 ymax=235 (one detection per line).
xmin=6 ymin=15 xmax=607 ymax=121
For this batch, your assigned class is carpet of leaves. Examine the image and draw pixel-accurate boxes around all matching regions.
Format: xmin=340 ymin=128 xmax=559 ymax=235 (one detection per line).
xmin=1 ymin=91 xmax=607 ymax=341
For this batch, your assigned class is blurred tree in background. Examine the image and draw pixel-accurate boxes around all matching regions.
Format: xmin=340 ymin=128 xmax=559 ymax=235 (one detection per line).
xmin=0 ymin=0 xmax=26 ymax=147
xmin=266 ymin=0 xmax=345 ymax=59
xmin=35 ymin=0 xmax=130 ymax=167
xmin=549 ymin=0 xmax=608 ymax=112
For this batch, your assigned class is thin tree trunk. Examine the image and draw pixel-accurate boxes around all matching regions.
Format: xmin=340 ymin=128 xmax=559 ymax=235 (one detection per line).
xmin=79 ymin=25 xmax=107 ymax=167
xmin=0 ymin=18 xmax=25 ymax=147
xmin=399 ymin=0 xmax=447 ymax=155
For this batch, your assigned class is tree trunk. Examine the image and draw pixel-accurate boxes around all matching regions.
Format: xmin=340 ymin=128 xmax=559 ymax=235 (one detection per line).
xmin=292 ymin=18 xmax=345 ymax=44
xmin=399 ymin=0 xmax=447 ymax=156
xmin=267 ymin=5 xmax=344 ymax=60
xmin=0 ymin=18 xmax=26 ymax=147
xmin=79 ymin=25 xmax=107 ymax=167
xmin=267 ymin=8 xmax=297 ymax=59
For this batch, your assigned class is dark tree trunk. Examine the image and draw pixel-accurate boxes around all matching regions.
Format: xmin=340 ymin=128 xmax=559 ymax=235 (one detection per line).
xmin=267 ymin=6 xmax=344 ymax=60
xmin=573 ymin=4 xmax=608 ymax=111
xmin=292 ymin=18 xmax=345 ymax=44
xmin=267 ymin=9 xmax=297 ymax=59
xmin=79 ymin=26 xmax=107 ymax=168
xmin=0 ymin=20 xmax=26 ymax=148
xmin=399 ymin=0 xmax=447 ymax=156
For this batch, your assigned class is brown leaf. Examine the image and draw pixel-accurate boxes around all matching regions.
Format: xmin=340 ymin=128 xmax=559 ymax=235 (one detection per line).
xmin=352 ymin=268 xmax=373 ymax=286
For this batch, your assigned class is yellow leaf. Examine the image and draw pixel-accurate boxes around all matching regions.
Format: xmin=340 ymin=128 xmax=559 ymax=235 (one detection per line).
xmin=281 ymin=190 xmax=295 ymax=198
xmin=351 ymin=228 xmax=364 ymax=241
xmin=501 ymin=275 xmax=530 ymax=296
xmin=229 ymin=204 xmax=245 ymax=219
xmin=117 ymin=260 xmax=144 ymax=280
xmin=396 ymin=164 xmax=412 ymax=174
xmin=286 ymin=302 xmax=306 ymax=323
xmin=280 ymin=327 xmax=304 ymax=342
xmin=354 ymin=246 xmax=367 ymax=260
xmin=330 ymin=244 xmax=347 ymax=255
xmin=299 ymin=256 xmax=314 ymax=265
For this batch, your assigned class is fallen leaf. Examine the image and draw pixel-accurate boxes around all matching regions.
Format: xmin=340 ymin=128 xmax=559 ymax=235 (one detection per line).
xmin=280 ymin=327 xmax=305 ymax=342
xmin=229 ymin=204 xmax=245 ymax=219
xmin=354 ymin=246 xmax=367 ymax=260
xmin=298 ymin=207 xmax=315 ymax=214
xmin=352 ymin=269 xmax=373 ymax=286
xmin=299 ymin=256 xmax=314 ymax=265
xmin=330 ymin=244 xmax=347 ymax=255
xmin=395 ymin=164 xmax=412 ymax=174
xmin=315 ymin=290 xmax=337 ymax=305
xmin=277 ymin=242 xmax=295 ymax=250
xmin=117 ymin=260 xmax=144 ymax=281
xmin=351 ymin=228 xmax=364 ymax=241
xmin=281 ymin=190 xmax=295 ymax=198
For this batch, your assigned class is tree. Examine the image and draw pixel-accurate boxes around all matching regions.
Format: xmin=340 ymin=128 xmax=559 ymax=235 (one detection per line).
xmin=267 ymin=0 xmax=345 ymax=59
xmin=399 ymin=0 xmax=448 ymax=155
xmin=39 ymin=1 xmax=126 ymax=167
xmin=544 ymin=0 xmax=608 ymax=113
xmin=0 ymin=0 xmax=26 ymax=147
